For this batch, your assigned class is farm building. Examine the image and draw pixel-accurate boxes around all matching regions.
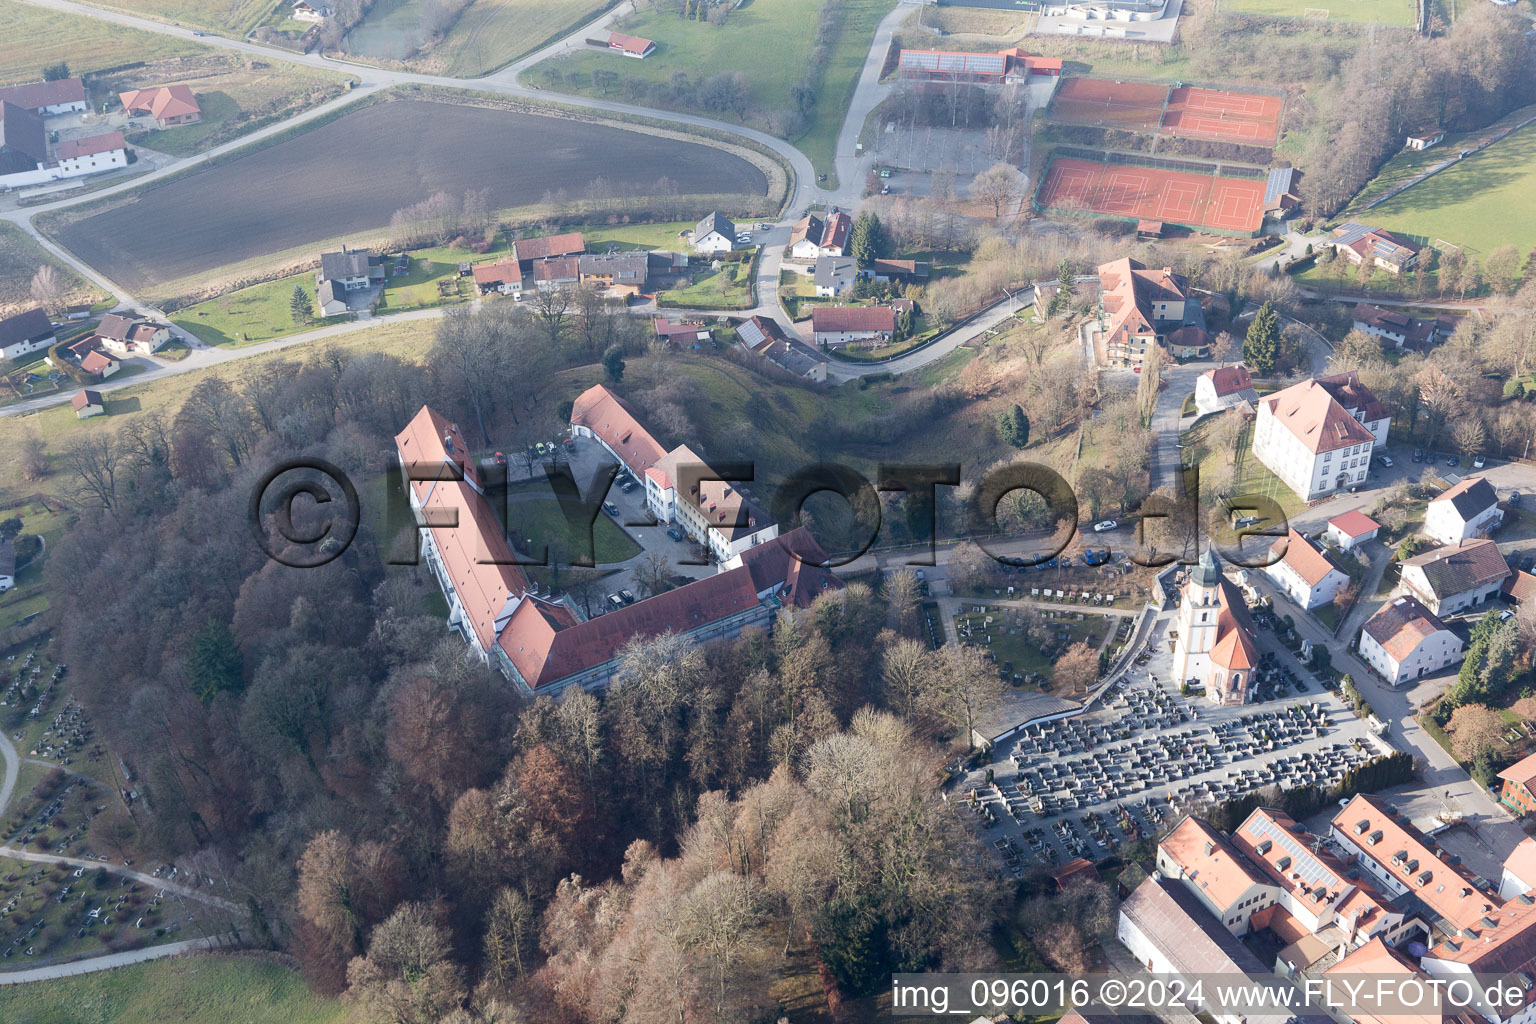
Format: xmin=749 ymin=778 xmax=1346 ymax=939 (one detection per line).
xmin=1397 ymin=538 xmax=1509 ymax=616
xmin=810 ymin=306 xmax=894 ymax=347
xmin=511 ymin=232 xmax=585 ymax=268
xmin=1404 ymin=128 xmax=1443 ymax=151
xmin=292 ymin=1 xmax=331 ymax=21
xmin=472 ymin=258 xmax=522 ymax=295
xmin=862 ymin=258 xmax=929 ymax=284
xmin=0 ymin=101 xmax=49 ymax=187
xmin=119 ymin=85 xmax=201 ymax=127
xmin=0 ymin=539 xmax=12 ymax=593
xmin=653 ymin=318 xmax=711 ymax=344
xmin=607 ymin=33 xmax=656 ymax=58
xmin=577 ymin=251 xmax=649 ymax=295
xmin=54 ymin=132 xmax=128 ymax=177
xmin=0 ymin=307 xmax=56 ymax=362
xmin=0 ymin=77 xmax=87 ymax=115
xmin=738 ymin=315 xmax=826 ymax=382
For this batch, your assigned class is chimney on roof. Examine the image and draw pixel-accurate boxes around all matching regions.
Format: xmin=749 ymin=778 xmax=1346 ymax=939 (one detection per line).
xmin=444 ymin=431 xmax=455 ymax=455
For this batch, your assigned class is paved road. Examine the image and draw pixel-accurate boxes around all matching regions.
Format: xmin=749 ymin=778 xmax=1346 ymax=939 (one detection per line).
xmin=830 ymin=1 xmax=916 ymax=194
xmin=0 ymin=935 xmax=235 ymax=984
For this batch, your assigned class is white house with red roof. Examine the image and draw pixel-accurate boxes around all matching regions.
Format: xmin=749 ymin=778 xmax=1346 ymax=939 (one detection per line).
xmin=606 ymin=32 xmax=655 ymax=58
xmin=1425 ymin=476 xmax=1503 ymax=546
xmin=1358 ymin=595 xmax=1461 ymax=685
xmin=1264 ymin=528 xmax=1349 ymax=610
xmin=1500 ymin=838 xmax=1536 ymax=901
xmin=1171 ymin=548 xmax=1259 ymax=703
xmin=1252 ymin=372 xmax=1388 ymax=501
xmin=1327 ymin=509 xmax=1380 ymax=551
xmin=1194 ymin=365 xmax=1257 ymax=417
xmin=0 ymin=77 xmax=86 ymax=115
xmin=570 ymin=384 xmax=777 ymax=563
xmin=1095 ymin=257 xmax=1203 ymax=367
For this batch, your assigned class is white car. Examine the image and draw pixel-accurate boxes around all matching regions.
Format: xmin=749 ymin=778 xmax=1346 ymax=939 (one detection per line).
xmin=1092 ymin=520 xmax=1118 ymax=532
xmin=736 ymin=234 xmax=751 ymax=244
xmin=1474 ymin=454 xmax=1487 ymax=469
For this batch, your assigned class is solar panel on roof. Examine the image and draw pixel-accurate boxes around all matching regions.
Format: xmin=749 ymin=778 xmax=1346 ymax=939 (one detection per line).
xmin=1249 ymin=814 xmax=1339 ymax=890
xmin=1263 ymin=167 xmax=1293 ymax=204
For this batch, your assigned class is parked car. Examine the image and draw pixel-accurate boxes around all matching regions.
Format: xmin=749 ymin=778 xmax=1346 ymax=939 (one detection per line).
xmin=1092 ymin=520 xmax=1118 ymax=532
xmin=1474 ymin=454 xmax=1487 ymax=469
xmin=1376 ymin=454 xmax=1393 ymax=468
xmin=666 ymin=526 xmax=684 ymax=542
xmin=602 ymin=502 xmax=619 ymax=516
xmin=1447 ymin=455 xmax=1459 ymax=467
xmin=619 ymin=589 xmax=636 ymax=604
xmin=607 ymin=594 xmax=625 ymax=611
xmin=1512 ymin=492 xmax=1523 ymax=507
xmin=1412 ymin=449 xmax=1423 ymax=462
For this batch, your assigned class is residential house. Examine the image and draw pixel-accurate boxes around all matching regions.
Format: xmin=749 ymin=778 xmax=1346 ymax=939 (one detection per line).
xmin=71 ymin=388 xmax=104 ymax=418
xmin=53 ymin=132 xmax=128 ymax=177
xmin=577 ymin=251 xmax=648 ymax=295
xmin=1398 ymin=538 xmax=1509 ymax=615
xmin=1425 ymin=476 xmax=1503 ymax=546
xmin=1170 ymin=548 xmax=1259 ymax=704
xmin=693 ymin=213 xmax=736 ymax=254
xmin=0 ymin=307 xmax=56 ymax=362
xmin=79 ymin=348 xmax=120 ymax=378
xmin=1194 ymin=365 xmax=1258 ymax=418
xmin=1326 ymin=509 xmax=1380 ymax=551
xmin=787 ymin=212 xmax=851 ymax=261
xmin=606 ymin=32 xmax=655 ymax=58
xmin=810 ymin=305 xmax=894 ymax=348
xmin=471 ymin=258 xmax=521 ymax=296
xmin=1095 ymin=257 xmax=1205 ymax=366
xmin=1264 ymin=528 xmax=1348 ymax=610
xmin=1352 ymin=302 xmax=1454 ymax=353
xmin=511 ymin=232 xmax=585 ymax=271
xmin=652 ymin=318 xmax=711 ymax=345
xmin=119 ymin=85 xmax=201 ymax=127
xmin=291 ymin=1 xmax=332 ymax=20
xmin=862 ymin=258 xmax=929 ymax=284
xmin=0 ymin=77 xmax=87 ymax=115
xmin=570 ymin=384 xmax=780 ymax=563
xmin=532 ymin=255 xmax=580 ymax=291
xmin=1405 ymin=128 xmax=1444 ymax=151
xmin=1358 ymin=595 xmax=1462 ymax=685
xmin=813 ymin=255 xmax=857 ymax=297
xmin=1330 ymin=222 xmax=1419 ymax=275
xmin=92 ymin=313 xmax=172 ymax=356
xmin=397 ymin=404 xmax=837 ymax=696
xmin=737 ymin=315 xmax=826 ymax=382
xmin=1499 ymin=754 xmax=1536 ymax=819
xmin=0 ymin=538 xmax=12 ymax=593
xmin=1500 ymin=838 xmax=1536 ymax=900
xmin=1252 ymin=371 xmax=1389 ymax=501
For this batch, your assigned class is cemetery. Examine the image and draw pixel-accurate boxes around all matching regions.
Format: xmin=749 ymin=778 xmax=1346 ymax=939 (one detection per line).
xmin=952 ymin=598 xmax=1133 ymax=688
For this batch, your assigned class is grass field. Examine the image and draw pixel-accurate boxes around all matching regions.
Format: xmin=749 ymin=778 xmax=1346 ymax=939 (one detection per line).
xmin=502 ymin=482 xmax=641 ymax=566
xmin=0 ymin=223 xmax=101 ymax=317
xmin=535 ymin=0 xmax=897 ymax=182
xmin=0 ymin=0 xmax=208 ymax=84
xmin=1221 ymin=0 xmax=1415 ymax=26
xmin=171 ymin=272 xmax=351 ymax=347
xmin=347 ymin=0 xmax=608 ymax=74
xmin=63 ymin=0 xmax=280 ymax=34
xmin=657 ymin=260 xmax=754 ymax=308
xmin=0 ymin=955 xmax=347 ymax=1024
xmin=1364 ymin=120 xmax=1536 ymax=255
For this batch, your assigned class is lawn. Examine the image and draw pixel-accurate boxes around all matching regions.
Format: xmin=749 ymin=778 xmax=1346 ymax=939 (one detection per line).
xmin=1186 ymin=412 xmax=1308 ymax=522
xmin=658 ymin=259 xmax=754 ymax=309
xmin=347 ymin=0 xmax=607 ymax=74
xmin=171 ymin=273 xmax=352 ymax=347
xmin=60 ymin=0 xmax=279 ymax=34
xmin=1221 ymin=0 xmax=1415 ymax=26
xmin=0 ymin=223 xmax=102 ymax=315
xmin=1345 ymin=102 xmax=1536 ymax=212
xmin=0 ymin=0 xmax=208 ymax=84
xmin=0 ymin=955 xmax=347 ymax=1024
xmin=501 ymin=482 xmax=642 ymax=567
xmin=0 ymin=498 xmax=70 ymax=630
xmin=533 ymin=0 xmax=898 ymax=182
xmin=1364 ymin=120 xmax=1536 ymax=256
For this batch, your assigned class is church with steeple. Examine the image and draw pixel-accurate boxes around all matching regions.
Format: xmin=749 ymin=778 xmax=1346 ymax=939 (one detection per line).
xmin=1170 ymin=548 xmax=1260 ymax=705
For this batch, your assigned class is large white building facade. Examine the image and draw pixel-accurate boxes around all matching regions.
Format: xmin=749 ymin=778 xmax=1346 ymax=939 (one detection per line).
xmin=1252 ymin=372 xmax=1389 ymax=502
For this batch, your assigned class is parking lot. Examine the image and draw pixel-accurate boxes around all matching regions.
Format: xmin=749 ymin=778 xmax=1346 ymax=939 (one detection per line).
xmin=956 ymin=611 xmax=1390 ymax=878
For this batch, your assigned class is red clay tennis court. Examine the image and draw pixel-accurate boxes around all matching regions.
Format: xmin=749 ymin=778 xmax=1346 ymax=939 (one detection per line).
xmin=1047 ymin=77 xmax=1166 ymax=131
xmin=1038 ymin=156 xmax=1265 ymax=234
xmin=1161 ymin=86 xmax=1283 ymax=146
xmin=1047 ymin=77 xmax=1283 ymax=148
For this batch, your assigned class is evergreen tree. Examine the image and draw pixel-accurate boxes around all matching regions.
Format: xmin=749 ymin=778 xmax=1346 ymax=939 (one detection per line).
xmin=1244 ymin=300 xmax=1280 ymax=375
xmin=187 ymin=619 xmax=244 ymax=706
xmin=848 ymin=211 xmax=884 ymax=268
xmin=602 ymin=344 xmax=626 ymax=383
xmin=997 ymin=404 xmax=1029 ymax=448
xmin=290 ymin=283 xmax=311 ymax=325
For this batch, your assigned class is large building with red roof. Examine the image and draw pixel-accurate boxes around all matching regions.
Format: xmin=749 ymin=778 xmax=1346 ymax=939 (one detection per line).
xmin=1170 ymin=549 xmax=1259 ymax=703
xmin=1095 ymin=257 xmax=1205 ymax=366
xmin=569 ymin=384 xmax=778 ymax=563
xmin=396 ymin=404 xmax=835 ymax=695
xmin=1252 ymin=371 xmax=1390 ymax=501
xmin=1358 ymin=595 xmax=1461 ymax=686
